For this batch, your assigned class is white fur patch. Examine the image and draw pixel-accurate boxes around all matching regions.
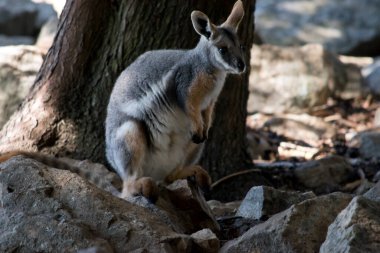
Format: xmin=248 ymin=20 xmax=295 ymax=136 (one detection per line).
xmin=113 ymin=121 xmax=139 ymax=179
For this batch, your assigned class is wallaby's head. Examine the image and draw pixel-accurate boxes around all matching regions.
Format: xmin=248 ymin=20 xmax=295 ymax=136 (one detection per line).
xmin=191 ymin=0 xmax=245 ymax=74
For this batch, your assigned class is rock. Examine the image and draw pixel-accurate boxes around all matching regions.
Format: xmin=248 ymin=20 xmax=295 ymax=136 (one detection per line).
xmin=338 ymin=55 xmax=374 ymax=99
xmin=374 ymin=108 xmax=380 ymax=127
xmin=0 ymin=34 xmax=34 ymax=46
xmin=246 ymin=128 xmax=277 ymax=160
xmin=0 ymin=45 xmax=44 ymax=128
xmin=36 ymin=16 xmax=58 ymax=52
xmin=354 ymin=179 xmax=375 ymax=196
xmin=364 ymin=181 xmax=380 ymax=203
xmin=295 ymin=155 xmax=355 ymax=194
xmin=190 ymin=229 xmax=220 ymax=253
xmin=218 ymin=216 xmax=260 ymax=243
xmin=236 ymin=186 xmax=315 ymax=220
xmin=349 ymin=129 xmax=380 ymax=159
xmin=207 ymin=200 xmax=241 ymax=217
xmin=32 ymin=0 xmax=65 ymax=16
xmin=33 ymin=1 xmax=57 ymax=30
xmin=248 ymin=44 xmax=347 ymax=114
xmin=0 ymin=0 xmax=56 ymax=36
xmin=320 ymin=196 xmax=380 ymax=253
xmin=220 ymin=192 xmax=352 ymax=253
xmin=158 ymin=179 xmax=220 ymax=234
xmin=0 ymin=0 xmax=38 ymax=36
xmin=255 ymin=0 xmax=380 ymax=56
xmin=0 ymin=156 xmax=211 ymax=252
xmin=362 ymin=57 xmax=380 ymax=96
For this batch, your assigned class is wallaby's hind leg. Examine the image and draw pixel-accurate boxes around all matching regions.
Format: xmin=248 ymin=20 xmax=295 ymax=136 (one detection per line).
xmin=165 ymin=165 xmax=211 ymax=193
xmin=116 ymin=120 xmax=159 ymax=203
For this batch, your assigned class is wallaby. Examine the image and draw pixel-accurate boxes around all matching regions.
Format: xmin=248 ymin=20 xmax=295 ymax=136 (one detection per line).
xmin=0 ymin=1 xmax=245 ymax=203
xmin=105 ymin=0 xmax=246 ymax=202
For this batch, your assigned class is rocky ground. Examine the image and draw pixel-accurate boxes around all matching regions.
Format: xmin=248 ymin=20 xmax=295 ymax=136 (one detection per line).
xmin=1 ymin=0 xmax=380 ymax=252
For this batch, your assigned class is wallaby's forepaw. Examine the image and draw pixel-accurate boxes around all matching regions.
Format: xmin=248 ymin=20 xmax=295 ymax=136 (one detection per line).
xmin=174 ymin=165 xmax=211 ymax=193
xmin=122 ymin=177 xmax=159 ymax=203
xmin=191 ymin=133 xmax=206 ymax=144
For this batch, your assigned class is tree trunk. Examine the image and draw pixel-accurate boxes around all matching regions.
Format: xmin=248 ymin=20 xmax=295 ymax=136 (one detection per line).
xmin=0 ymin=0 xmax=255 ymax=179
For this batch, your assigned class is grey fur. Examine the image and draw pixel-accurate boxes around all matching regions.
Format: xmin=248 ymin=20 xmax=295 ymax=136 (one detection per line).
xmin=105 ymin=2 xmax=245 ymax=195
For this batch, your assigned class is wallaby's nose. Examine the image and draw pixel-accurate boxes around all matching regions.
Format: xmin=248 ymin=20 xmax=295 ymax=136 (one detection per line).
xmin=237 ymin=59 xmax=245 ymax=72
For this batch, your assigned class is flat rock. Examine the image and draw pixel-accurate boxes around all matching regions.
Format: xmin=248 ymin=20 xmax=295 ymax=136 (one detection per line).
xmin=248 ymin=44 xmax=347 ymax=114
xmin=320 ymin=196 xmax=380 ymax=253
xmin=220 ymin=192 xmax=352 ymax=253
xmin=295 ymin=155 xmax=354 ymax=194
xmin=255 ymin=0 xmax=380 ymax=56
xmin=236 ymin=185 xmax=315 ymax=220
xmin=0 ymin=156 xmax=206 ymax=252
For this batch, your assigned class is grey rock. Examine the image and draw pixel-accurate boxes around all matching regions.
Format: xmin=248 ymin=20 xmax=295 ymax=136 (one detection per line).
xmin=255 ymin=0 xmax=380 ymax=55
xmin=248 ymin=44 xmax=347 ymax=114
xmin=320 ymin=196 xmax=380 ymax=253
xmin=0 ymin=0 xmax=38 ymax=36
xmin=364 ymin=180 xmax=380 ymax=203
xmin=220 ymin=192 xmax=352 ymax=253
xmin=0 ymin=156 xmax=202 ymax=253
xmin=236 ymin=186 xmax=315 ymax=220
xmin=0 ymin=45 xmax=44 ymax=128
xmin=349 ymin=129 xmax=380 ymax=159
xmin=0 ymin=0 xmax=56 ymax=36
xmin=190 ymin=228 xmax=220 ymax=253
xmin=0 ymin=34 xmax=34 ymax=46
xmin=363 ymin=58 xmax=380 ymax=96
xmin=34 ymin=1 xmax=57 ymax=31
xmin=295 ymin=155 xmax=354 ymax=193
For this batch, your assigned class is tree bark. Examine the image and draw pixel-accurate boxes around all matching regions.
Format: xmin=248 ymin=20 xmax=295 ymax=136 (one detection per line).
xmin=0 ymin=0 xmax=255 ymax=179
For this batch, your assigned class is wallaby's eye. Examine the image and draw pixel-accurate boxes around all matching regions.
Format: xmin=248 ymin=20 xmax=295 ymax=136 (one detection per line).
xmin=240 ymin=45 xmax=246 ymax=51
xmin=218 ymin=47 xmax=228 ymax=55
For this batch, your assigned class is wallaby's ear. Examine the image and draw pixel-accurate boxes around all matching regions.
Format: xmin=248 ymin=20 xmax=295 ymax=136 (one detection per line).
xmin=222 ymin=0 xmax=244 ymax=31
xmin=191 ymin=11 xmax=217 ymax=39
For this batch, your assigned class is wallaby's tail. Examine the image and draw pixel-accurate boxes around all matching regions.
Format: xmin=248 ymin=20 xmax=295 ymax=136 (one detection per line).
xmin=0 ymin=151 xmax=121 ymax=196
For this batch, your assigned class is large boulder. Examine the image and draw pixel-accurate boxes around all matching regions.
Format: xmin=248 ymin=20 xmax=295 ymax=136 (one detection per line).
xmin=0 ymin=156 xmax=219 ymax=252
xmin=0 ymin=45 xmax=44 ymax=128
xmin=320 ymin=196 xmax=380 ymax=253
xmin=0 ymin=0 xmax=56 ymax=36
xmin=248 ymin=44 xmax=347 ymax=114
xmin=255 ymin=0 xmax=380 ymax=56
xmin=220 ymin=193 xmax=352 ymax=253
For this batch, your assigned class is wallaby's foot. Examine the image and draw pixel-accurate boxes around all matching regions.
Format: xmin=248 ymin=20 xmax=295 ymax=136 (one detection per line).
xmin=166 ymin=165 xmax=211 ymax=193
xmin=122 ymin=177 xmax=159 ymax=203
